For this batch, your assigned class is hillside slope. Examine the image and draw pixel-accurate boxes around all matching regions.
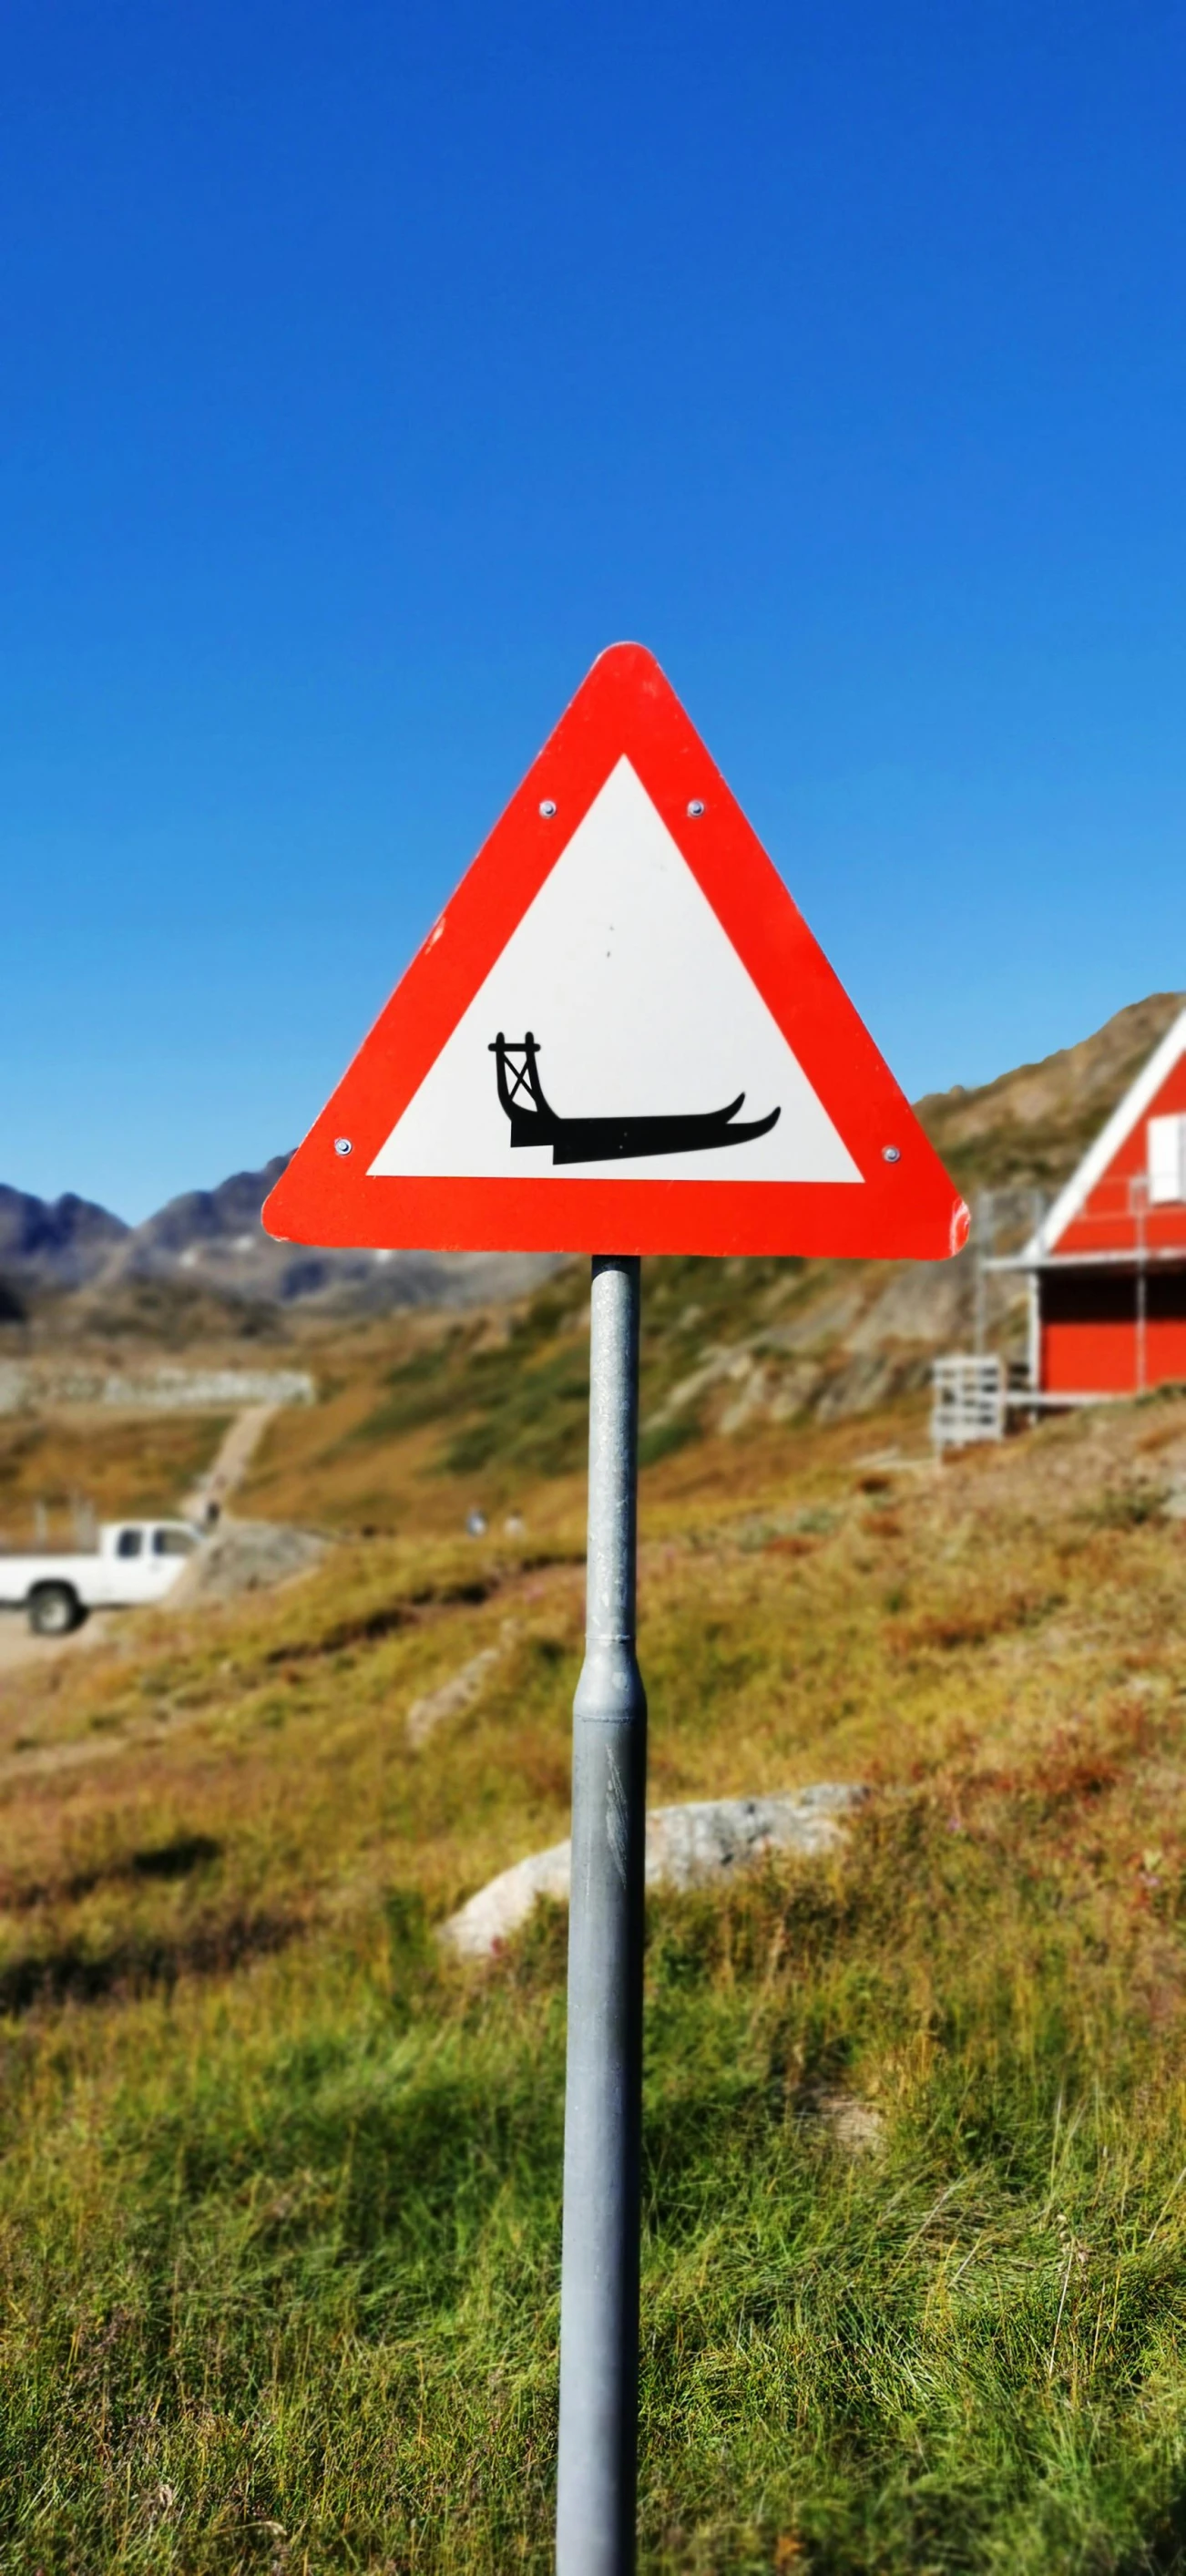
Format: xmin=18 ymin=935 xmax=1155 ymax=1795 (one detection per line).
xmin=4 ymin=995 xmax=1186 ymax=2568
xmin=3 ymin=1331 xmax=1186 ymax=2568
xmin=916 ymin=989 xmax=1184 ymax=1196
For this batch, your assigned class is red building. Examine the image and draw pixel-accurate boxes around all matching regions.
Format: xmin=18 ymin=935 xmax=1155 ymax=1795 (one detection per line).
xmin=1017 ymin=1007 xmax=1186 ymax=1400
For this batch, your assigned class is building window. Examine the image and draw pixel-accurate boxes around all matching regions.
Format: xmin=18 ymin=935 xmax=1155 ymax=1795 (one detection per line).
xmin=1148 ymin=1114 xmax=1186 ymax=1204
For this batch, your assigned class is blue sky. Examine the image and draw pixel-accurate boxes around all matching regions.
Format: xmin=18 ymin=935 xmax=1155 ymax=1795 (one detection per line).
xmin=3 ymin=0 xmax=1185 ymax=1220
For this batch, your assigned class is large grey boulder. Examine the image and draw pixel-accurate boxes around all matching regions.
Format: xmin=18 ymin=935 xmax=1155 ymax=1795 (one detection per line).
xmin=440 ymin=1783 xmax=867 ymax=1961
xmin=171 ymin=1518 xmax=326 ymax=1604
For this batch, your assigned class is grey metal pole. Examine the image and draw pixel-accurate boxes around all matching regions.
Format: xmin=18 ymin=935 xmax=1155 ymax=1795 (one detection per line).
xmin=556 ymin=1254 xmax=647 ymax=2576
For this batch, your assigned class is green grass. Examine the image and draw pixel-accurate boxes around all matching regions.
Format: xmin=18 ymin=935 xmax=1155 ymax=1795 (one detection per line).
xmin=441 ymin=1339 xmax=591 ymax=1479
xmin=343 ymin=1286 xmax=595 ymax=1483
xmin=240 ymin=1257 xmax=854 ymax=1533
xmin=3 ymin=1808 xmax=1186 ymax=2571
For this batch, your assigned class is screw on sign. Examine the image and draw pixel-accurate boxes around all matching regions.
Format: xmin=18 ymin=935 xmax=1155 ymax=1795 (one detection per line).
xmin=262 ymin=644 xmax=966 ymax=2575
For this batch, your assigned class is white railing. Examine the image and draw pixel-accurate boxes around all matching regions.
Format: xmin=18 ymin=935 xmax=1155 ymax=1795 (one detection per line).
xmin=931 ymin=1353 xmax=1006 ymax=1452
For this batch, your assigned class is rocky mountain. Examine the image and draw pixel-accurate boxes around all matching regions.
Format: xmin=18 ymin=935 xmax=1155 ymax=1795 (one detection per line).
xmin=101 ymin=1155 xmax=557 ymax=1312
xmin=0 ymin=1185 xmax=129 ymax=1290
xmin=0 ymin=1157 xmax=557 ymax=1317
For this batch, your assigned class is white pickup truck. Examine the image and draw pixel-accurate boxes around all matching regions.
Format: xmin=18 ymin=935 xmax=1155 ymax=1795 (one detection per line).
xmin=0 ymin=1521 xmax=203 ymax=1635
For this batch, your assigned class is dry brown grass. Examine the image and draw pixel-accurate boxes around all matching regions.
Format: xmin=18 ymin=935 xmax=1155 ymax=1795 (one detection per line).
xmin=0 ymin=1408 xmax=227 ymax=1544
xmin=3 ymin=1379 xmax=1185 ymax=1988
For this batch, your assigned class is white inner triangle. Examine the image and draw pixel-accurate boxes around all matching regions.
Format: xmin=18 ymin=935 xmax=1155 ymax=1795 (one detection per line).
xmin=369 ymin=757 xmax=863 ymax=1185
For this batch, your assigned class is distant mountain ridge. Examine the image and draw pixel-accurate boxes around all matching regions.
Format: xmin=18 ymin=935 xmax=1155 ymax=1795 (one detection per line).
xmin=0 ymin=1157 xmax=557 ymax=1315
xmin=4 ymin=993 xmax=1183 ymax=1317
xmin=0 ymin=1185 xmax=129 ymax=1289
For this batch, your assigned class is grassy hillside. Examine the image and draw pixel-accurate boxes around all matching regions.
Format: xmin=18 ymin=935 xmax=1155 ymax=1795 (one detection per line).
xmin=4 ymin=993 xmax=1186 ymax=2568
xmin=4 ymin=1366 xmax=1186 ymax=2569
xmin=0 ymin=1410 xmax=228 ymax=1545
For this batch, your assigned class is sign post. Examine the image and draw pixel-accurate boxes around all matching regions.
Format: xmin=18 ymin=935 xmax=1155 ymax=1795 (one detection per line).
xmin=261 ymin=642 xmax=966 ymax=2571
xmin=557 ymin=1254 xmax=646 ymax=2574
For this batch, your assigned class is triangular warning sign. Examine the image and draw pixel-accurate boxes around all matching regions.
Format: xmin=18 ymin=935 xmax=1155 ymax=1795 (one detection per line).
xmin=263 ymin=646 xmax=966 ymax=1259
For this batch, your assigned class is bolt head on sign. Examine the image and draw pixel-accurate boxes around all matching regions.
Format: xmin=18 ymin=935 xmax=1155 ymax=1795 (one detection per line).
xmin=262 ymin=646 xmax=966 ymax=1261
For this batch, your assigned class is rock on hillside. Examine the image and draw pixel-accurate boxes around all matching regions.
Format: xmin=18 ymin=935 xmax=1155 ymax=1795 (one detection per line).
xmin=441 ymin=1786 xmax=868 ymax=1959
xmin=169 ymin=1519 xmax=327 ymax=1604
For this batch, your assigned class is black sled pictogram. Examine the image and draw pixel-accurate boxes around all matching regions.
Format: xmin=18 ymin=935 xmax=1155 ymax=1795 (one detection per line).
xmin=489 ymin=1032 xmax=781 ymax=1165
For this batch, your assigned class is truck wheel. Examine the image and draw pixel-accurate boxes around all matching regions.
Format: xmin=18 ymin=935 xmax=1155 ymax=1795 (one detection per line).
xmin=27 ymin=1583 xmax=83 ymax=1637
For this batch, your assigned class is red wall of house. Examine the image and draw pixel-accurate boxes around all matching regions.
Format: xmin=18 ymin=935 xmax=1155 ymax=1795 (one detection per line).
xmin=1044 ymin=1315 xmax=1186 ymax=1395
xmin=1040 ymin=1267 xmax=1186 ymax=1394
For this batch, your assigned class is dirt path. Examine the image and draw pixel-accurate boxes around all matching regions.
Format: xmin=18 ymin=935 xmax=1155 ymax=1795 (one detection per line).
xmin=183 ymin=1404 xmax=278 ymax=1521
